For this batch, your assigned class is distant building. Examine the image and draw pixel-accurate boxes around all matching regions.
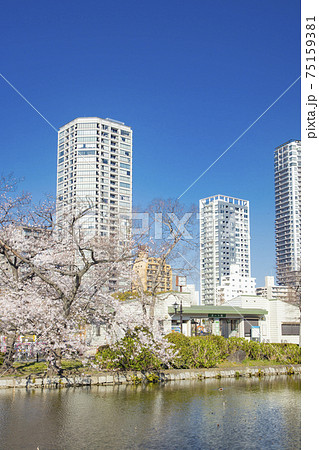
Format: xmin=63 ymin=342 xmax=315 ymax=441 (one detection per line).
xmin=183 ymin=284 xmax=200 ymax=306
xmin=172 ymin=275 xmax=200 ymax=305
xmin=199 ymin=194 xmax=251 ymax=305
xmin=274 ymin=140 xmax=301 ymax=291
xmin=256 ymin=276 xmax=290 ymax=301
xmin=217 ymin=264 xmax=256 ymax=304
xmin=133 ymin=249 xmax=172 ymax=293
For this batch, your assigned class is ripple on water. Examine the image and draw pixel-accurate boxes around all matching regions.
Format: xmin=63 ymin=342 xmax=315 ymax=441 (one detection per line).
xmin=0 ymin=375 xmax=300 ymax=450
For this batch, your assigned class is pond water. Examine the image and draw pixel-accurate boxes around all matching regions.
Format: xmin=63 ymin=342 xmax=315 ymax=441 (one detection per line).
xmin=0 ymin=375 xmax=300 ymax=449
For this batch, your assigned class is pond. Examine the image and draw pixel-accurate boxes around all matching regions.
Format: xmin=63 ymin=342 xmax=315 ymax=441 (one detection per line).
xmin=0 ymin=375 xmax=300 ymax=449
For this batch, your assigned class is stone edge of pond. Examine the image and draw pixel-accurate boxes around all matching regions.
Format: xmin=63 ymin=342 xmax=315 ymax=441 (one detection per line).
xmin=0 ymin=365 xmax=301 ymax=389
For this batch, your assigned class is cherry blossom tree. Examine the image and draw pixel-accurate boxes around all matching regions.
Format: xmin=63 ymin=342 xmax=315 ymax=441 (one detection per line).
xmin=132 ymin=198 xmax=198 ymax=325
xmin=0 ymin=177 xmax=195 ymax=373
xmin=0 ymin=204 xmax=133 ymax=372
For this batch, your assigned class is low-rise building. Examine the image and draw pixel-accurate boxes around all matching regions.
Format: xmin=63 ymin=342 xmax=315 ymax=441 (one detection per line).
xmin=256 ymin=276 xmax=290 ymax=301
xmin=183 ymin=284 xmax=200 ymax=306
xmin=132 ymin=249 xmax=172 ymax=293
xmin=225 ymin=295 xmax=300 ymax=344
xmin=86 ymin=292 xmax=300 ymax=350
xmin=165 ymin=293 xmax=300 ymax=344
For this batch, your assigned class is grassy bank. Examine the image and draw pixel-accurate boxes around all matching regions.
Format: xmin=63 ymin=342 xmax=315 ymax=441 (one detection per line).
xmin=0 ymin=359 xmax=83 ymax=377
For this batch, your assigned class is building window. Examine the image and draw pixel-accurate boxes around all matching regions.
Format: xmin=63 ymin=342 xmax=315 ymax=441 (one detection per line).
xmin=244 ymin=319 xmax=259 ymax=337
xmin=281 ymin=323 xmax=300 ymax=335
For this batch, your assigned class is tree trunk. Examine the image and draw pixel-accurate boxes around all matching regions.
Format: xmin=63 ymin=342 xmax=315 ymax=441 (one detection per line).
xmin=2 ymin=332 xmax=17 ymax=373
xmin=149 ymin=295 xmax=157 ymax=327
xmin=47 ymin=349 xmax=63 ymax=376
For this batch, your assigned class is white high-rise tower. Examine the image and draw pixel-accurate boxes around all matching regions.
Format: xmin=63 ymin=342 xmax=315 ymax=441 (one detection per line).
xmin=199 ymin=195 xmax=251 ymax=305
xmin=56 ymin=117 xmax=132 ymax=240
xmin=274 ymin=139 xmax=301 ymax=288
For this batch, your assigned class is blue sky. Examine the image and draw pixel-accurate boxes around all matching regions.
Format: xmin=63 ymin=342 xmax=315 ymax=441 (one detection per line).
xmin=0 ymin=0 xmax=300 ymax=286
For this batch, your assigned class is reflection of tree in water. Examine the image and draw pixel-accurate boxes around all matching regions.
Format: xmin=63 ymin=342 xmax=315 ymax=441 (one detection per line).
xmin=0 ymin=376 xmax=300 ymax=449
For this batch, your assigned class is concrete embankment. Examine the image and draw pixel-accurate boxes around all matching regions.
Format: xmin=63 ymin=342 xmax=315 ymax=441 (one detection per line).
xmin=0 ymin=365 xmax=301 ymax=389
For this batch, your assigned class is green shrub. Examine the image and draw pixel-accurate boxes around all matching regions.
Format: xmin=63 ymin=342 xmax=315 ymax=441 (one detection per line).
xmin=165 ymin=334 xmax=300 ymax=368
xmin=96 ymin=328 xmax=164 ymax=371
xmin=131 ymin=375 xmax=142 ymax=384
xmin=188 ymin=337 xmax=220 ymax=368
xmin=165 ymin=334 xmax=228 ymax=369
xmin=227 ymin=337 xmax=250 ymax=354
xmin=246 ymin=341 xmax=264 ymax=360
xmin=95 ymin=330 xmax=301 ymax=372
xmin=165 ymin=333 xmax=193 ymax=368
xmin=146 ymin=373 xmax=160 ymax=383
xmin=226 ymin=338 xmax=300 ymax=364
xmin=269 ymin=343 xmax=301 ymax=364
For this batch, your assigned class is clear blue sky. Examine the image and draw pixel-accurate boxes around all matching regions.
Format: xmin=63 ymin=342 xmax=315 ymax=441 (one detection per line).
xmin=0 ymin=0 xmax=300 ymax=286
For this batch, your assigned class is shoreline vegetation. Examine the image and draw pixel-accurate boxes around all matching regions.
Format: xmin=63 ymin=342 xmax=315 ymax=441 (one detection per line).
xmin=0 ymin=364 xmax=301 ymax=389
xmin=0 ymin=334 xmax=301 ymax=387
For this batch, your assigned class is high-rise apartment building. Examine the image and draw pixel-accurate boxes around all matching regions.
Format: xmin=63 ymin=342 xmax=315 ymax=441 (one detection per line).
xmin=56 ymin=117 xmax=132 ymax=239
xmin=200 ymin=195 xmax=251 ymax=305
xmin=274 ymin=140 xmax=301 ymax=291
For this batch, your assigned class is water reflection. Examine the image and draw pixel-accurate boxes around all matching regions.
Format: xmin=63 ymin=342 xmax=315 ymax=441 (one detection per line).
xmin=0 ymin=375 xmax=300 ymax=449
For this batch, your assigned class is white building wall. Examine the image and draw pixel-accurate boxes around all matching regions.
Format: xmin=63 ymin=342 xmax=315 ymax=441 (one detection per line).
xmin=86 ymin=293 xmax=300 ymax=349
xmin=86 ymin=292 xmax=194 ymax=349
xmin=256 ymin=275 xmax=290 ymax=300
xmin=218 ymin=264 xmax=256 ymax=303
xmin=268 ymin=300 xmax=300 ymax=344
xmin=227 ymin=295 xmax=300 ymax=344
xmin=183 ymin=284 xmax=200 ymax=305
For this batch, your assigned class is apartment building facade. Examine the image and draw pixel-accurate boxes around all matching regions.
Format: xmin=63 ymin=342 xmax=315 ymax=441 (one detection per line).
xmin=274 ymin=140 xmax=301 ymax=291
xmin=217 ymin=264 xmax=256 ymax=304
xmin=56 ymin=117 xmax=132 ymax=239
xmin=200 ymin=195 xmax=251 ymax=305
xmin=256 ymin=275 xmax=290 ymax=301
xmin=133 ymin=250 xmax=172 ymax=293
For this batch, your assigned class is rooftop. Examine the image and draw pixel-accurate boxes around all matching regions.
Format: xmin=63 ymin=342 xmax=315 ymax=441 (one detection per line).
xmin=168 ymin=305 xmax=267 ymax=316
xmin=275 ymin=139 xmax=301 ymax=150
xmin=59 ymin=117 xmax=131 ymax=130
xmin=200 ymin=194 xmax=249 ymax=206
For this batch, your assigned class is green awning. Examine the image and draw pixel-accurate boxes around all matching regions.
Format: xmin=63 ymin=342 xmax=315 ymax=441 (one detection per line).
xmin=168 ymin=305 xmax=267 ymax=316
